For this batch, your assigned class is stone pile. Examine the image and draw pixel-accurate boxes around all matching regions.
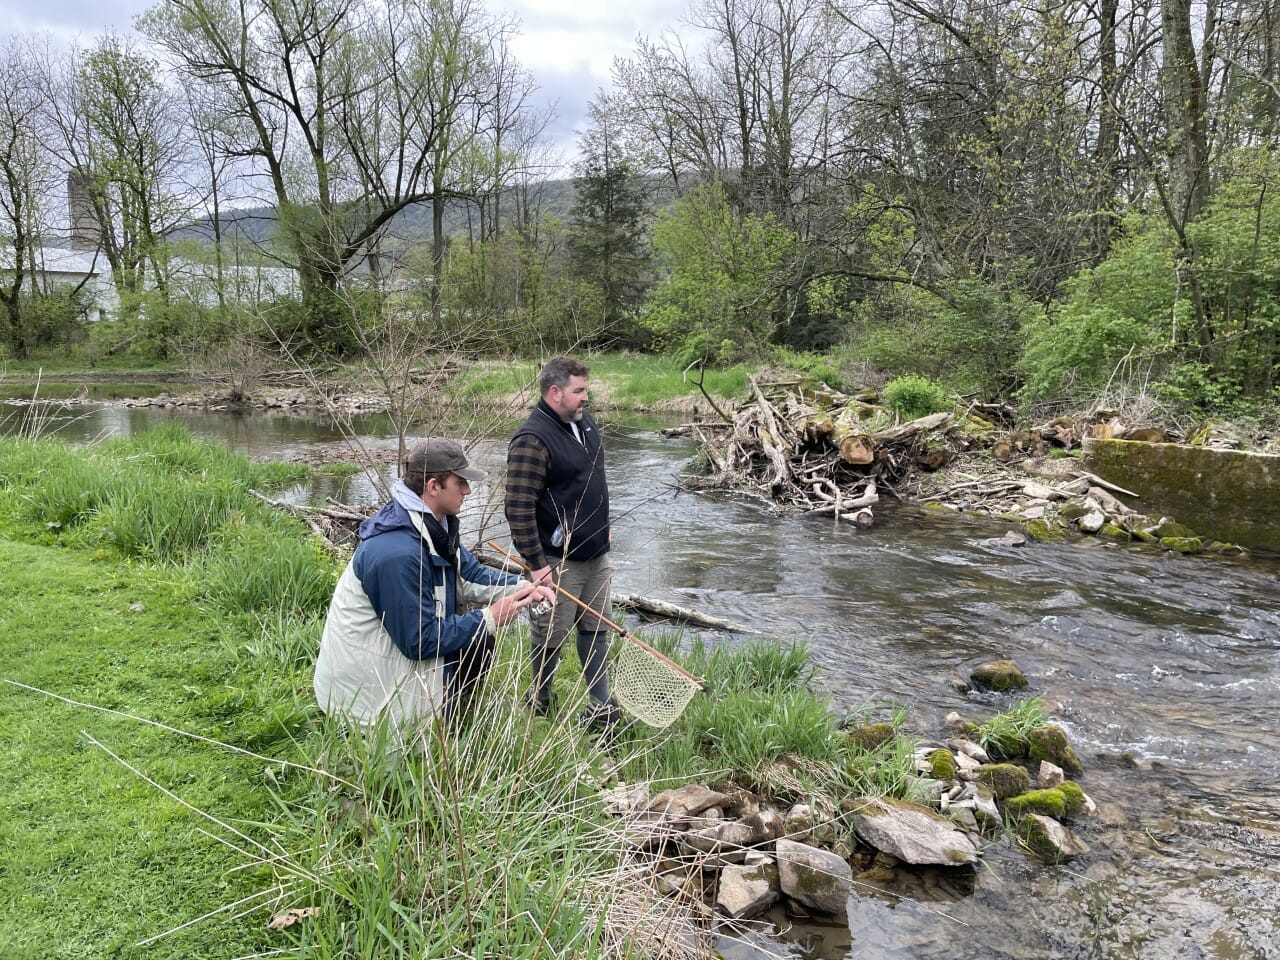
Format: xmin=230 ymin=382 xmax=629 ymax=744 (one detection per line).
xmin=603 ymin=659 xmax=1094 ymax=926
xmin=119 ymin=391 xmax=390 ymax=414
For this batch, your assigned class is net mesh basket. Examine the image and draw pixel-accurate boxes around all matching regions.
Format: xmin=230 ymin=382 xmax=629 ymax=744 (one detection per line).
xmin=609 ymin=639 xmax=702 ymax=729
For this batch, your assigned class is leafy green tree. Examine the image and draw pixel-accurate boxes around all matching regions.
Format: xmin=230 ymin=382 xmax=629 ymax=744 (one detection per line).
xmin=641 ymin=182 xmax=794 ymax=365
xmin=858 ymin=279 xmax=1040 ymax=399
xmin=1018 ymin=216 xmax=1174 ymax=408
xmin=1020 ymin=153 xmax=1280 ymax=414
xmin=567 ymin=100 xmax=651 ymax=345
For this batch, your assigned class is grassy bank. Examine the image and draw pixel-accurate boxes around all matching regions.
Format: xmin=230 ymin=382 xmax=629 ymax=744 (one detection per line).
xmin=1 ymin=427 xmax=922 ymax=958
xmin=420 ymin=353 xmax=752 ymax=416
xmin=3 ymin=352 xmax=752 ymax=416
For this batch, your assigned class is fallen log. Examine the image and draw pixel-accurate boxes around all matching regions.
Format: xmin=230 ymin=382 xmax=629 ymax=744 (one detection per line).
xmin=611 ymin=594 xmax=756 ymax=634
xmin=872 ymin=411 xmax=953 ymax=443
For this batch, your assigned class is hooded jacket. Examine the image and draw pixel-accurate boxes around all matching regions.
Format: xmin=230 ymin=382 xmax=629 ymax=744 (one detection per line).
xmin=313 ymin=498 xmax=520 ymax=732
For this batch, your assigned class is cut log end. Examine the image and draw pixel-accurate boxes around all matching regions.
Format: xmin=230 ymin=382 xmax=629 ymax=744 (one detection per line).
xmin=839 ymin=435 xmax=875 ymax=465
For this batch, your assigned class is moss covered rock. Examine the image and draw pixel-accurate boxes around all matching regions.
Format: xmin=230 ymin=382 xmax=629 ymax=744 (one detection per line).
xmin=1027 ymin=725 xmax=1083 ymax=776
xmin=926 ymin=748 xmax=956 ymax=780
xmin=944 ymin=712 xmax=982 ymax=740
xmin=1023 ymin=518 xmax=1067 ymax=542
xmin=1002 ymin=788 xmax=1066 ymax=818
xmin=1057 ymin=780 xmax=1088 ymax=816
xmin=1098 ymin=523 xmax=1131 ymax=541
xmin=844 ymin=722 xmax=896 ymax=752
xmin=970 ymin=660 xmax=1028 ymax=693
xmin=1058 ymin=502 xmax=1088 ymax=523
xmin=977 ymin=763 xmax=1032 ymax=800
xmin=1018 ymin=813 xmax=1088 ymax=863
xmin=1160 ymin=536 xmax=1204 ymax=554
xmin=1153 ymin=519 xmax=1199 ymax=539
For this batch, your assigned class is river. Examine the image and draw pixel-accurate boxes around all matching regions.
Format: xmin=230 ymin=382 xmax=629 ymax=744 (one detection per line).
xmin=4 ymin=393 xmax=1279 ymax=960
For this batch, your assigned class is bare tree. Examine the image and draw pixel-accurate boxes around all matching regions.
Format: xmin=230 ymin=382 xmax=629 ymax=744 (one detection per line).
xmin=0 ymin=38 xmax=52 ymax=356
xmin=38 ymin=35 xmax=194 ymax=315
xmin=140 ymin=0 xmax=532 ymax=340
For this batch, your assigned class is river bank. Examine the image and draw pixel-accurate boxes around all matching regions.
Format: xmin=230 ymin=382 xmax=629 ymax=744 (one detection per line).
xmin=1 ymin=356 xmax=738 ymax=417
xmin=6 ymin=361 xmax=1279 ymax=557
xmin=3 ymin=410 xmax=1277 ymax=959
xmin=0 ymin=427 xmax=1093 ymax=959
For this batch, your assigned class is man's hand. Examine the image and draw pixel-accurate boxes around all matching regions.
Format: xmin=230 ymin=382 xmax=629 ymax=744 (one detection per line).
xmin=488 ymin=580 xmax=556 ymax=626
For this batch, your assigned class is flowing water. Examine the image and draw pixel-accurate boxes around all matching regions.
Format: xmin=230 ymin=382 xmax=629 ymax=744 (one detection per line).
xmin=5 ymin=395 xmax=1279 ymax=960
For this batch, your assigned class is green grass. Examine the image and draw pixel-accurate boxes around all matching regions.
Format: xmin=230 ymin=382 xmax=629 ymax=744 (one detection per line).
xmin=0 ymin=429 xmax=332 ymax=959
xmin=443 ymin=354 xmax=750 ymax=411
xmin=0 ymin=427 xmax=922 ymax=958
xmin=449 ymin=360 xmax=541 ymax=400
xmin=583 ymin=353 xmax=750 ymax=407
xmin=978 ymin=697 xmax=1048 ymax=758
xmin=0 ymin=540 xmax=287 ymax=960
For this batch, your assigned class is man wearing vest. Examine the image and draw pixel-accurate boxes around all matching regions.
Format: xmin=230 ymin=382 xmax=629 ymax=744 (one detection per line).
xmin=505 ymin=356 xmax=621 ymax=729
xmin=314 ymin=438 xmax=555 ymax=744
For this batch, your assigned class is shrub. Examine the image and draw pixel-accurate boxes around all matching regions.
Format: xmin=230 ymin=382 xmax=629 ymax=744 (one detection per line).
xmin=882 ymin=374 xmax=950 ymax=421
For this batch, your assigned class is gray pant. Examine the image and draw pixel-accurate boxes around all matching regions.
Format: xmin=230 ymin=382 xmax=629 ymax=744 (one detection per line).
xmin=529 ymin=554 xmax=613 ymax=707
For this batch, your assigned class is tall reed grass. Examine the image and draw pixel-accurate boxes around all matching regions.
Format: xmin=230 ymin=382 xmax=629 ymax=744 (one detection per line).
xmin=201 ymin=523 xmax=338 ymax=616
xmin=1 ymin=426 xmax=310 ymax=564
xmin=252 ymin=646 xmax=708 ymax=960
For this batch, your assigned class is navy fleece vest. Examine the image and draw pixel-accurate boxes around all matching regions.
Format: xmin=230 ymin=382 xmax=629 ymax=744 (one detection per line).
xmin=513 ymin=401 xmax=610 ymax=561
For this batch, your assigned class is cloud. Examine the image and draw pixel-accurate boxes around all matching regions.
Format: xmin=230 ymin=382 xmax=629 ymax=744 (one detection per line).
xmin=503 ymin=0 xmax=689 ymax=162
xmin=3 ymin=0 xmax=690 ymax=165
xmin=0 ymin=0 xmax=147 ymax=41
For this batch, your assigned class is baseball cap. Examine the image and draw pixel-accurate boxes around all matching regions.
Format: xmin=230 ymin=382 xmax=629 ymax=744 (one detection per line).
xmin=404 ymin=438 xmax=487 ymax=482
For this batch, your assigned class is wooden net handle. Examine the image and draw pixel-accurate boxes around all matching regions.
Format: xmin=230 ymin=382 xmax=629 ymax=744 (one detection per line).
xmin=486 ymin=542 xmax=705 ymax=689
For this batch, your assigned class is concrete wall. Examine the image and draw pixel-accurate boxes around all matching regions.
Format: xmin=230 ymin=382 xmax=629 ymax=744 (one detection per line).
xmin=1083 ymin=438 xmax=1280 ymax=551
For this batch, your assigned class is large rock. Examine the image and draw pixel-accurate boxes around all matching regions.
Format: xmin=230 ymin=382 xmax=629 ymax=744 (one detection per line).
xmin=849 ymin=798 xmax=978 ymax=866
xmin=1018 ymin=813 xmax=1089 ymax=862
xmin=775 ymin=839 xmax=852 ymax=916
xmin=970 ymin=659 xmax=1028 ymax=692
xmin=676 ymin=811 xmax=782 ymax=864
xmin=1027 ymin=725 xmax=1084 ymax=776
xmin=715 ymin=862 xmax=780 ymax=920
xmin=646 ymin=784 xmax=731 ymax=821
xmin=977 ymin=763 xmax=1032 ymax=800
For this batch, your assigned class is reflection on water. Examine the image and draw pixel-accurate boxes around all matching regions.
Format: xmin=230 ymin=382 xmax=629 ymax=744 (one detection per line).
xmin=4 ymin=398 xmax=1280 ymax=959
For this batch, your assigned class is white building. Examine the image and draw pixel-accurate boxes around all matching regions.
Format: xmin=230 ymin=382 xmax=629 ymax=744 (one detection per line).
xmin=0 ymin=172 xmax=299 ymax=322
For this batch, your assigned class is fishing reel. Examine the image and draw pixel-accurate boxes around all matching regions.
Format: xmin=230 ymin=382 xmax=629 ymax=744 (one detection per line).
xmin=528 ymin=599 xmax=553 ymax=618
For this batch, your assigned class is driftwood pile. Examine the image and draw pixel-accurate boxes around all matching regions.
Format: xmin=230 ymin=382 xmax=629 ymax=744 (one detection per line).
xmin=670 ymin=380 xmax=1228 ymax=540
xmin=675 ymin=377 xmax=989 ymax=525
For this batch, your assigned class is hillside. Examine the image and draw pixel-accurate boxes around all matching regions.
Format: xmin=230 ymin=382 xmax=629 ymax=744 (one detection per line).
xmin=172 ymin=178 xmax=579 ymax=249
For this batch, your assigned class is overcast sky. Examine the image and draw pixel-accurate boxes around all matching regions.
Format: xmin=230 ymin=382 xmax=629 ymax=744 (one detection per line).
xmin=1 ymin=0 xmax=690 ymax=166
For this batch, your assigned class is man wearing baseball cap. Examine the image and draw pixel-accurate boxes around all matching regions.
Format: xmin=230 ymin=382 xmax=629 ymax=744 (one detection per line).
xmin=315 ymin=438 xmax=555 ymax=742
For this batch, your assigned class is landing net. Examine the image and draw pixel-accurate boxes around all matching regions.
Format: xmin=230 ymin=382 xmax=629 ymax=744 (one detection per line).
xmin=609 ymin=640 xmax=701 ymax=729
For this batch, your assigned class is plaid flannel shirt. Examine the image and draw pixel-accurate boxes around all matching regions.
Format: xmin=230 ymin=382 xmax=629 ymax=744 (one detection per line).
xmin=505 ymin=433 xmax=551 ymax=570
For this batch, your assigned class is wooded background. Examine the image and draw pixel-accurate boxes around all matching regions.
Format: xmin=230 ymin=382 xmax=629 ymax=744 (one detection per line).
xmin=2 ymin=0 xmax=1277 ymax=418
